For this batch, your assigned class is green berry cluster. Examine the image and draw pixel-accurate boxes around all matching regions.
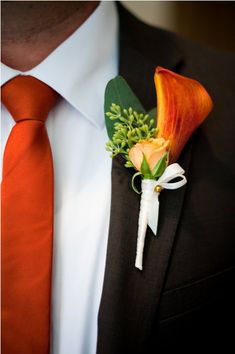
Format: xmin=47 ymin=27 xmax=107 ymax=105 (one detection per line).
xmin=106 ymin=104 xmax=156 ymax=168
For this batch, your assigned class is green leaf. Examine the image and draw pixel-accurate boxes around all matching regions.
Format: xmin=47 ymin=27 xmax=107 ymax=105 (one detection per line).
xmin=148 ymin=107 xmax=157 ymax=121
xmin=140 ymin=155 xmax=152 ymax=179
xmin=145 ymin=107 xmax=157 ymax=129
xmin=104 ymin=76 xmax=146 ymax=139
xmin=152 ymin=152 xmax=169 ymax=179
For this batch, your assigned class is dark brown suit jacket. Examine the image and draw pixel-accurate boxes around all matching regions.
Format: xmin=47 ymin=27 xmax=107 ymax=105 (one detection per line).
xmin=97 ymin=4 xmax=235 ymax=353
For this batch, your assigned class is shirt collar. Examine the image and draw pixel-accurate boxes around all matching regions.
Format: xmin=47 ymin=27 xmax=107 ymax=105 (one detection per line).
xmin=1 ymin=1 xmax=118 ymax=129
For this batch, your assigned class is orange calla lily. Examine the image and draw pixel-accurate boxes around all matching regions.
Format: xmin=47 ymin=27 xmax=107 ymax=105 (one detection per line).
xmin=154 ymin=66 xmax=213 ymax=162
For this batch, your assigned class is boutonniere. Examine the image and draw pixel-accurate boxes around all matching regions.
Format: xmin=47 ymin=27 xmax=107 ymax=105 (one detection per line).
xmin=104 ymin=66 xmax=213 ymax=270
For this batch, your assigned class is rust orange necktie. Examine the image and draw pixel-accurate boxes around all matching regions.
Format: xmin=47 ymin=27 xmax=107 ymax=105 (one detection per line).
xmin=1 ymin=76 xmax=59 ymax=354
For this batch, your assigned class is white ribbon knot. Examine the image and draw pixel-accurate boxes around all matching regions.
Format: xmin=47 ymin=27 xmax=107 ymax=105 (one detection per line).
xmin=135 ymin=163 xmax=187 ymax=270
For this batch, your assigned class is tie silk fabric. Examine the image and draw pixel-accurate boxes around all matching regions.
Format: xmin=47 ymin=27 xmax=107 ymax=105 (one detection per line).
xmin=1 ymin=76 xmax=58 ymax=353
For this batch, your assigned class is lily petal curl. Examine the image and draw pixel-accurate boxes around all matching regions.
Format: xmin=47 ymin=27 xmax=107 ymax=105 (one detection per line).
xmin=154 ymin=66 xmax=213 ymax=162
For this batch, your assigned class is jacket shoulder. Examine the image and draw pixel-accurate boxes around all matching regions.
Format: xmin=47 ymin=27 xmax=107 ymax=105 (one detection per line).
xmin=118 ymin=2 xmax=235 ymax=85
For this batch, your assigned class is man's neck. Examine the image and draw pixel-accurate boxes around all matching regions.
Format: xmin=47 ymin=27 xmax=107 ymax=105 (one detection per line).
xmin=1 ymin=1 xmax=99 ymax=71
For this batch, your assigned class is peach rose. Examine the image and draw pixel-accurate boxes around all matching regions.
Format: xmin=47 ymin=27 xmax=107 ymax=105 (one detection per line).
xmin=129 ymin=138 xmax=169 ymax=172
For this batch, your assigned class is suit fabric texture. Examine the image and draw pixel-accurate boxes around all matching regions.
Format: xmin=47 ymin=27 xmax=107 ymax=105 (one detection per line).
xmin=97 ymin=4 xmax=235 ymax=354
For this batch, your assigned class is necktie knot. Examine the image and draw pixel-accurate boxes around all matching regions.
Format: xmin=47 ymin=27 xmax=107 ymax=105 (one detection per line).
xmin=1 ymin=75 xmax=59 ymax=122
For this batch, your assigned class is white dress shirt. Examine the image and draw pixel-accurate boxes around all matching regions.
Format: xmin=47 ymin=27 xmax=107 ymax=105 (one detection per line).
xmin=1 ymin=2 xmax=118 ymax=353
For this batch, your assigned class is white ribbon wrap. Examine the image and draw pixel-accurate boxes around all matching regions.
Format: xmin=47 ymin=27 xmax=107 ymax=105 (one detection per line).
xmin=135 ymin=163 xmax=187 ymax=270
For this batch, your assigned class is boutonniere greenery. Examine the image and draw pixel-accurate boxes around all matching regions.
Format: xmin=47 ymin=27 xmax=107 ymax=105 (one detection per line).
xmin=104 ymin=66 xmax=213 ymax=270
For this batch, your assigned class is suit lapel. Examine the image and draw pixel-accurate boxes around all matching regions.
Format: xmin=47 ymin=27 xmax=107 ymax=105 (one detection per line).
xmin=97 ymin=5 xmax=191 ymax=354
